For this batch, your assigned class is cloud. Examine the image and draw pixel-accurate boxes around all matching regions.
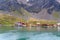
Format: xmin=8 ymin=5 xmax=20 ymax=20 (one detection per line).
xmin=56 ymin=0 xmax=60 ymax=3
xmin=26 ymin=0 xmax=29 ymax=2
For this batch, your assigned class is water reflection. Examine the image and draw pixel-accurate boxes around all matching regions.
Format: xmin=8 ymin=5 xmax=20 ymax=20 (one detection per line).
xmin=16 ymin=26 xmax=57 ymax=32
xmin=0 ymin=26 xmax=59 ymax=40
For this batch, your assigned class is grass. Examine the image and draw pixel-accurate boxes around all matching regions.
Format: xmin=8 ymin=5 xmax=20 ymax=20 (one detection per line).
xmin=53 ymin=11 xmax=60 ymax=18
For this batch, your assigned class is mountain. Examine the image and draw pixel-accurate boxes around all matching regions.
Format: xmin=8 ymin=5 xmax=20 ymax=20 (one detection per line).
xmin=0 ymin=0 xmax=22 ymax=13
xmin=0 ymin=0 xmax=60 ymax=14
xmin=20 ymin=0 xmax=60 ymax=14
xmin=0 ymin=0 xmax=60 ymax=21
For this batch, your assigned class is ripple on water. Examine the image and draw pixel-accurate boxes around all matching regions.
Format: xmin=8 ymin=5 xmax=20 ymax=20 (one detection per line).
xmin=0 ymin=30 xmax=59 ymax=40
xmin=0 ymin=32 xmax=19 ymax=40
xmin=27 ymin=33 xmax=59 ymax=40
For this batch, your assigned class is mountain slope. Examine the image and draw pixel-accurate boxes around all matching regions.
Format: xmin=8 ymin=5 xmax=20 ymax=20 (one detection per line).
xmin=0 ymin=0 xmax=60 ymax=14
xmin=22 ymin=0 xmax=60 ymax=14
xmin=0 ymin=0 xmax=60 ymax=21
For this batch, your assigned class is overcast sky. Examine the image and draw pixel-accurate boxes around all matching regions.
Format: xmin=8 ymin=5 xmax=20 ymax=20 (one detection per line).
xmin=56 ymin=0 xmax=60 ymax=3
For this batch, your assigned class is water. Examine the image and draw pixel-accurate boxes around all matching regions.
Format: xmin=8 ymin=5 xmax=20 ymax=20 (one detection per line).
xmin=0 ymin=30 xmax=59 ymax=40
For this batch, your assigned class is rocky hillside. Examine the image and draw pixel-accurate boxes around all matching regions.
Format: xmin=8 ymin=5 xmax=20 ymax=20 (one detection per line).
xmin=0 ymin=0 xmax=60 ymax=22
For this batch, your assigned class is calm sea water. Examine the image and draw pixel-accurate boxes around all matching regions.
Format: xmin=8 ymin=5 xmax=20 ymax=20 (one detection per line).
xmin=0 ymin=30 xmax=59 ymax=40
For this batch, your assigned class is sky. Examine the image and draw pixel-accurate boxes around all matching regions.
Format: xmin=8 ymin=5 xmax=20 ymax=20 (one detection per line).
xmin=26 ymin=0 xmax=29 ymax=2
xmin=56 ymin=0 xmax=60 ymax=3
